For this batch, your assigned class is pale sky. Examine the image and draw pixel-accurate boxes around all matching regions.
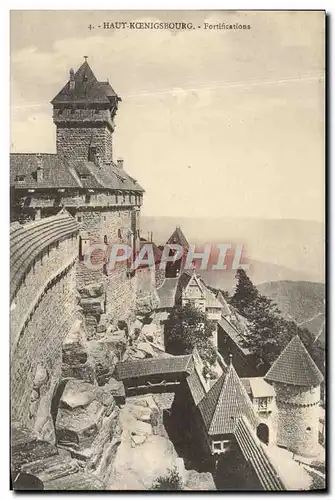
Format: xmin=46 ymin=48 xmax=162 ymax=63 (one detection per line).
xmin=10 ymin=10 xmax=325 ymax=221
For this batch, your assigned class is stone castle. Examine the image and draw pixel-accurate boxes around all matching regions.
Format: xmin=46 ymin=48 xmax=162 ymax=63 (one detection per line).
xmin=10 ymin=59 xmax=324 ymax=490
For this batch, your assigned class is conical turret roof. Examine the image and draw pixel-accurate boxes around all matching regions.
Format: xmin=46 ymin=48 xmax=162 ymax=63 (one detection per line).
xmin=265 ymin=335 xmax=323 ymax=387
xmin=166 ymin=226 xmax=189 ymax=248
xmin=198 ymin=361 xmax=259 ymax=436
xmin=51 ymin=60 xmax=120 ymax=105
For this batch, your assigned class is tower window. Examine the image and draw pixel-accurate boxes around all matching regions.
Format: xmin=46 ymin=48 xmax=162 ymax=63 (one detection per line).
xmin=306 ymin=427 xmax=311 ymax=431
xmin=104 ymin=235 xmax=108 ymax=245
xmin=118 ymin=229 xmax=122 ymax=239
xmin=15 ymin=175 xmax=25 ymax=182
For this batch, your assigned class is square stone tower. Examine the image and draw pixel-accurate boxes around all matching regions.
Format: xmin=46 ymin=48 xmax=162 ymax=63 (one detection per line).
xmin=52 ymin=58 xmax=120 ymax=164
xmin=10 ymin=58 xmax=145 ymax=326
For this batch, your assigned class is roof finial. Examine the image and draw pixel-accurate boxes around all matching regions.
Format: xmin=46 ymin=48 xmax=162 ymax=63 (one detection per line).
xmin=229 ymin=354 xmax=233 ymax=366
xmin=84 ymin=56 xmax=88 ymax=62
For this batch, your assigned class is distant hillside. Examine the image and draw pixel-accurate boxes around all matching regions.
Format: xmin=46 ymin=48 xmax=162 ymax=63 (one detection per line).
xmin=141 ymin=215 xmax=324 ymax=284
xmin=257 ymin=281 xmax=325 ymax=343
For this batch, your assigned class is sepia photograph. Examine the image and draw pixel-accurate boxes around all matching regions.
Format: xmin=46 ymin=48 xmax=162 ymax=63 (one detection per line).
xmin=10 ymin=10 xmax=326 ymax=491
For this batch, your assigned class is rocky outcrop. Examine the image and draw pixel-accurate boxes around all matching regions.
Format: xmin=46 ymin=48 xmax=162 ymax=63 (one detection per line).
xmin=55 ymin=378 xmax=122 ymax=483
xmin=106 ymin=395 xmax=183 ymax=490
xmin=121 ymin=318 xmax=166 ymax=362
xmin=184 ymin=470 xmax=216 ymax=490
xmin=61 ymin=320 xmax=96 ymax=383
xmin=45 ymin=472 xmax=106 ymax=490
xmin=87 ymin=340 xmax=118 ymax=386
xmin=11 ymin=423 xmax=58 ymax=481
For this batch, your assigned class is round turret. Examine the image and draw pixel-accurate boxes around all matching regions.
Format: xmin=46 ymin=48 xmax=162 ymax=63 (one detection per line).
xmin=265 ymin=336 xmax=323 ymax=458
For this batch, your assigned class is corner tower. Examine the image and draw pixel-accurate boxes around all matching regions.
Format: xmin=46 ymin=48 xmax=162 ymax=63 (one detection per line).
xmin=264 ymin=335 xmax=323 ymax=457
xmin=51 ymin=57 xmax=121 ymax=164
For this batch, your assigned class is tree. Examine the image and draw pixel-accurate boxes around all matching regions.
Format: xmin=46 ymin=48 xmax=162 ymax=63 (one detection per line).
xmin=230 ymin=269 xmax=259 ymax=316
xmin=230 ymin=269 xmax=325 ymax=375
xmin=165 ymin=303 xmax=217 ymax=367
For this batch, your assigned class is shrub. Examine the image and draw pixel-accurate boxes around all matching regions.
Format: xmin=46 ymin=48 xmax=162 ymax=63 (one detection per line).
xmin=150 ymin=467 xmax=183 ymax=490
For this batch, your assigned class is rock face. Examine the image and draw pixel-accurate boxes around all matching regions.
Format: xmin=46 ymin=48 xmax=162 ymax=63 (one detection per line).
xmin=106 ymin=395 xmax=184 ymax=490
xmin=56 ymin=380 xmax=118 ymax=450
xmin=87 ymin=340 xmax=118 ymax=386
xmin=61 ymin=321 xmax=95 ymax=383
xmin=184 ymin=470 xmax=216 ymax=490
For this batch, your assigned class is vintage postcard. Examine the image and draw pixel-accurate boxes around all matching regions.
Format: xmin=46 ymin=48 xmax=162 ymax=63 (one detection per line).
xmin=10 ymin=10 xmax=325 ymax=491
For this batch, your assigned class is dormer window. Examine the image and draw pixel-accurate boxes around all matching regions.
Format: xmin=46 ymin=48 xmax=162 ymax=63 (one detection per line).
xmin=15 ymin=175 xmax=25 ymax=182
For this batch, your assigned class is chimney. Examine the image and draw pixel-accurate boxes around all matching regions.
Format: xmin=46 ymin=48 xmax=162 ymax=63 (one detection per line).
xmin=69 ymin=68 xmax=75 ymax=91
xmin=36 ymin=154 xmax=43 ymax=182
xmin=95 ymin=152 xmax=102 ymax=168
xmin=117 ymin=158 xmax=124 ymax=169
xmin=205 ymin=372 xmax=211 ymax=391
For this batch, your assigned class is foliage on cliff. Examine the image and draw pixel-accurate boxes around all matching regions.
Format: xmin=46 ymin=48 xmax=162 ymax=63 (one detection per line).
xmin=150 ymin=467 xmax=183 ymax=490
xmin=230 ymin=269 xmax=325 ymax=375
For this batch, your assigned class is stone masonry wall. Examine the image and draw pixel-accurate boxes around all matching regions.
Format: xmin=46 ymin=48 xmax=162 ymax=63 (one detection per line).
xmin=77 ymin=207 xmax=137 ymax=323
xmin=11 ymin=236 xmax=78 ymax=348
xmin=56 ymin=125 xmax=113 ymax=164
xmin=274 ymin=382 xmax=321 ymax=457
xmin=11 ymin=264 xmax=77 ymax=426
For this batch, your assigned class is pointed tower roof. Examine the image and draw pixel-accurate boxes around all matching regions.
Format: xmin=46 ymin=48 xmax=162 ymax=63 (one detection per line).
xmin=265 ymin=335 xmax=323 ymax=387
xmin=198 ymin=359 xmax=259 ymax=436
xmin=51 ymin=60 xmax=120 ymax=105
xmin=166 ymin=226 xmax=189 ymax=249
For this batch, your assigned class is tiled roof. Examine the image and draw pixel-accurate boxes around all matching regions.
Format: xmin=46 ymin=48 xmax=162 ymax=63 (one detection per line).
xmin=10 ymin=154 xmax=80 ymax=189
xmin=201 ymin=283 xmax=223 ymax=309
xmin=216 ymin=291 xmax=231 ymax=316
xmin=186 ymin=367 xmax=206 ymax=405
xmin=10 ymin=154 xmax=144 ymax=192
xmin=166 ymin=226 xmax=189 ymax=248
xmin=264 ymin=335 xmax=323 ymax=387
xmin=198 ymin=362 xmax=259 ymax=436
xmin=218 ymin=317 xmax=251 ymax=355
xmin=235 ymin=417 xmax=285 ymax=491
xmin=114 ymin=354 xmax=193 ymax=381
xmin=156 ymin=278 xmax=179 ymax=309
xmin=10 ymin=210 xmax=79 ymax=302
xmin=175 ymin=270 xmax=200 ymax=302
xmin=51 ymin=61 xmax=119 ymax=105
xmin=99 ymin=81 xmax=119 ymax=99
